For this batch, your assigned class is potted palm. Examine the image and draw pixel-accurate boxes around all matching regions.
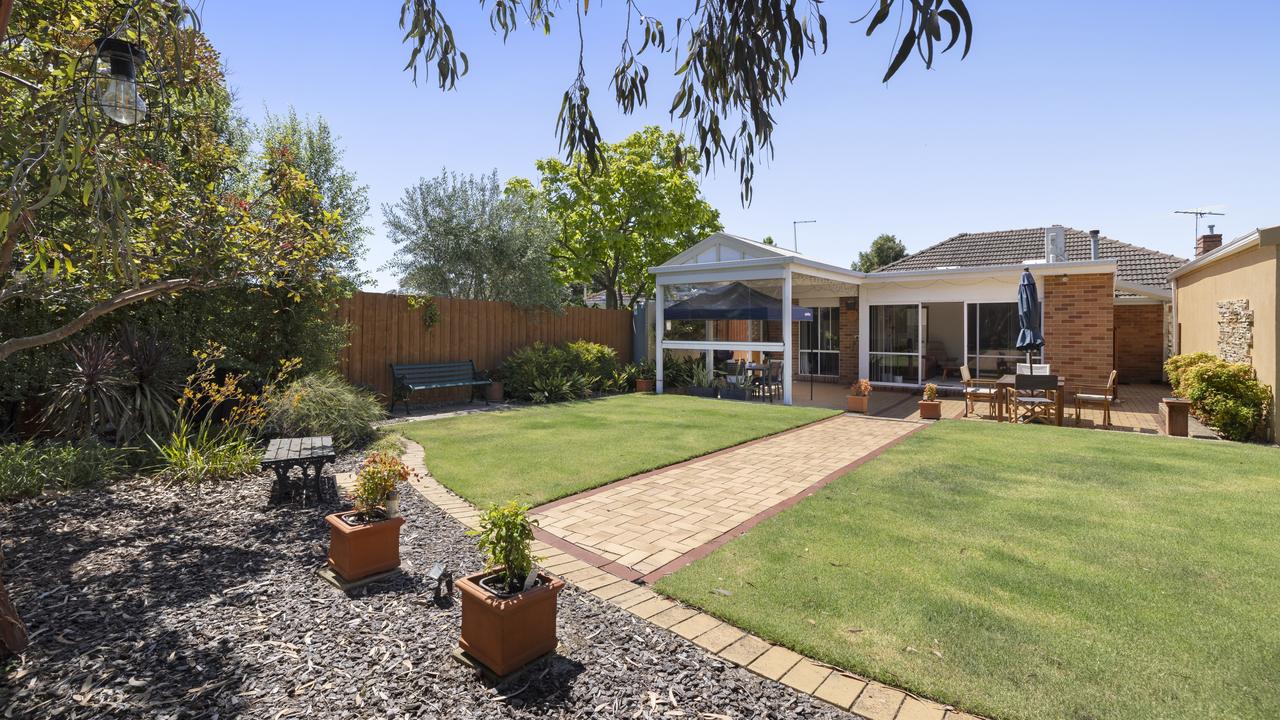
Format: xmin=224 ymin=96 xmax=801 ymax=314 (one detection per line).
xmin=634 ymin=360 xmax=656 ymax=393
xmin=457 ymin=502 xmax=564 ymax=677
xmin=847 ymin=378 xmax=872 ymax=413
xmin=918 ymin=382 xmax=942 ymax=420
xmin=325 ymin=452 xmax=409 ymax=582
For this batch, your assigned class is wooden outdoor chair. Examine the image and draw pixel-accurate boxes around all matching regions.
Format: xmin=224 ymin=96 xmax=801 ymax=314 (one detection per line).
xmin=756 ymin=359 xmax=784 ymax=402
xmin=1074 ymin=369 xmax=1119 ymax=428
xmin=1011 ymin=373 xmax=1059 ymax=424
xmin=960 ymin=365 xmax=999 ymax=417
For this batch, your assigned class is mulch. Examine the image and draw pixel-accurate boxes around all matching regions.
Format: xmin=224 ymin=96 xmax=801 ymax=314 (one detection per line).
xmin=0 ymin=455 xmax=855 ymax=719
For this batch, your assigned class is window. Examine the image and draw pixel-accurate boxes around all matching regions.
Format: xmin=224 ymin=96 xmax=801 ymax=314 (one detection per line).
xmin=966 ymin=302 xmax=1041 ymax=379
xmin=868 ymin=304 xmax=920 ymax=384
xmin=799 ymin=307 xmax=840 ymax=376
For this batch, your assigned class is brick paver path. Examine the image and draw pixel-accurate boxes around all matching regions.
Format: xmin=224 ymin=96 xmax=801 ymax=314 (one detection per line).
xmin=533 ymin=415 xmax=918 ymax=577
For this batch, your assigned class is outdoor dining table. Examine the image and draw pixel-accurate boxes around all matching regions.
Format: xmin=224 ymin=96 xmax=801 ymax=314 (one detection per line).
xmin=995 ymin=374 xmax=1065 ymax=426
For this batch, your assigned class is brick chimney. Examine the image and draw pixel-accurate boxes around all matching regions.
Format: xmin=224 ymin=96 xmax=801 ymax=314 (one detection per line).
xmin=1195 ymin=224 xmax=1223 ymax=257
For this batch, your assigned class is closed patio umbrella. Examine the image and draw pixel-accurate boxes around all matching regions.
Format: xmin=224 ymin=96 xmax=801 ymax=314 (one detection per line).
xmin=1015 ymin=268 xmax=1045 ymax=365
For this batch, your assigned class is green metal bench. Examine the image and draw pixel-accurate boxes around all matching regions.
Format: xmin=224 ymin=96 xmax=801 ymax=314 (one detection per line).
xmin=390 ymin=360 xmax=490 ymax=414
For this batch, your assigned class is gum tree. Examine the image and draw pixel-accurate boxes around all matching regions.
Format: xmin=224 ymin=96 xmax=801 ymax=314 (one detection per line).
xmin=399 ymin=0 xmax=973 ymax=204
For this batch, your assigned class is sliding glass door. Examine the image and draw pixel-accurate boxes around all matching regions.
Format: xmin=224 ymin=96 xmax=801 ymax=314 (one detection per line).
xmin=868 ymin=304 xmax=920 ymax=385
xmin=799 ymin=307 xmax=840 ymax=376
xmin=965 ymin=302 xmax=1042 ymax=379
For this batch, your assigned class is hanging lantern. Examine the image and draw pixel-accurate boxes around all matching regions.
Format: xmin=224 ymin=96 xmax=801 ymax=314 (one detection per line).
xmin=92 ymin=37 xmax=148 ymax=125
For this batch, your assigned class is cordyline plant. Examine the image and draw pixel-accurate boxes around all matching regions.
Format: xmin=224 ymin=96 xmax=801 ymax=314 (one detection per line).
xmin=0 ymin=0 xmax=344 ymax=362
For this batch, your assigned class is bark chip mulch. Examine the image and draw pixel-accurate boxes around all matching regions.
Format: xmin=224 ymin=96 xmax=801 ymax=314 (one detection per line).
xmin=0 ymin=460 xmax=855 ymax=719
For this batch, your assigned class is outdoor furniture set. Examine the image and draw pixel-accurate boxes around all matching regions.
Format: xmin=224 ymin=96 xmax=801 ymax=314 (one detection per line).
xmin=959 ymin=364 xmax=1121 ymax=428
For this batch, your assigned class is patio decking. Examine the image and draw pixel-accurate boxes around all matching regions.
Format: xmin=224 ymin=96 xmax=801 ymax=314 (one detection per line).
xmin=790 ymin=380 xmax=1179 ymax=434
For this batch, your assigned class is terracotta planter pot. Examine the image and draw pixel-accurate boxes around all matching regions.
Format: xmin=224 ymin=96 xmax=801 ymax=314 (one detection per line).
xmin=635 ymin=378 xmax=655 ymax=393
xmin=918 ymin=400 xmax=942 ymax=420
xmin=847 ymin=395 xmax=869 ymax=413
xmin=484 ymin=381 xmax=504 ymax=403
xmin=325 ymin=512 xmax=405 ymax=582
xmin=458 ymin=569 xmax=564 ymax=676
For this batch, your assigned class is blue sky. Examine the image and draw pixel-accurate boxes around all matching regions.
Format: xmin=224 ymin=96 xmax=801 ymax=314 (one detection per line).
xmin=202 ymin=1 xmax=1280 ymax=291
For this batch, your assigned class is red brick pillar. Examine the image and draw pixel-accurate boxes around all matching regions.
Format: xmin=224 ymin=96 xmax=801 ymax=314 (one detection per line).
xmin=1042 ymin=273 xmax=1114 ymax=393
xmin=839 ymin=298 xmax=859 ymax=384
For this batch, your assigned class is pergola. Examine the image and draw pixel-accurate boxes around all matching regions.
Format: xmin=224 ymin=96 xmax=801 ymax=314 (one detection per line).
xmin=649 ymin=233 xmax=862 ymax=405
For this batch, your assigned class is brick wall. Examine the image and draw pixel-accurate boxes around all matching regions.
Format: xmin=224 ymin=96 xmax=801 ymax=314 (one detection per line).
xmin=1114 ymin=303 xmax=1165 ymax=383
xmin=1042 ymin=273 xmax=1114 ymax=392
xmin=839 ymin=298 xmax=858 ymax=384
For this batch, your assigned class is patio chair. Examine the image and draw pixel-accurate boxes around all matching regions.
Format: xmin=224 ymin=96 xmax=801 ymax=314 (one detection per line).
xmin=1074 ymin=369 xmax=1118 ymax=428
xmin=959 ymin=365 xmax=999 ymax=418
xmin=1011 ymin=373 xmax=1059 ymax=424
xmin=1015 ymin=363 xmax=1051 ymax=375
xmin=720 ymin=359 xmax=746 ymax=386
xmin=756 ymin=359 xmax=784 ymax=402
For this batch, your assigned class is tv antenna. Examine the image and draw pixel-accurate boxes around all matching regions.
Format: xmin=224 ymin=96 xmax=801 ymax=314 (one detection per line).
xmin=792 ymin=220 xmax=816 ymax=252
xmin=1174 ymin=208 xmax=1224 ymax=241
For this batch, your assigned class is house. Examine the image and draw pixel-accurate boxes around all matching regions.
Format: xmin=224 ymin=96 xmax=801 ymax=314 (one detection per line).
xmin=1169 ymin=225 xmax=1279 ymax=438
xmin=648 ymin=227 xmax=1185 ymax=404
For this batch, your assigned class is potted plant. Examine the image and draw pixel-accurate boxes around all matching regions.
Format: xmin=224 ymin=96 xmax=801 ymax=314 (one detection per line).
xmin=685 ymin=365 xmax=718 ymax=398
xmin=457 ymin=502 xmax=565 ymax=676
xmin=847 ymin=378 xmax=872 ymax=413
xmin=634 ymin=360 xmax=656 ymax=393
xmin=482 ymin=369 xmax=505 ymax=403
xmin=718 ymin=375 xmax=749 ymax=401
xmin=325 ymin=452 xmax=409 ymax=582
xmin=918 ymin=382 xmax=942 ymax=420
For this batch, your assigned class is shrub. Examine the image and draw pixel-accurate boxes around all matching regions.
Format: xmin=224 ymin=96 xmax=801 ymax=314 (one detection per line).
xmin=501 ymin=341 xmax=620 ymax=401
xmin=351 ymin=452 xmax=410 ymax=520
xmin=851 ymin=378 xmax=873 ymax=397
xmin=1178 ymin=358 xmax=1272 ymax=441
xmin=116 ymin=327 xmax=182 ymax=443
xmin=922 ymin=383 xmax=938 ymax=401
xmin=635 ymin=360 xmax=656 ymax=381
xmin=662 ymin=352 xmax=702 ymax=388
xmin=265 ymin=372 xmax=383 ymax=450
xmin=1164 ymin=352 xmax=1218 ymax=394
xmin=470 ymin=501 xmax=539 ymax=594
xmin=0 ymin=441 xmax=131 ymax=502
xmin=153 ymin=345 xmax=292 ymax=483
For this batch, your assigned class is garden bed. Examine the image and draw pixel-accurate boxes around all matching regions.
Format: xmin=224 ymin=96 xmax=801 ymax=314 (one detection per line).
xmin=0 ymin=463 xmax=852 ymax=718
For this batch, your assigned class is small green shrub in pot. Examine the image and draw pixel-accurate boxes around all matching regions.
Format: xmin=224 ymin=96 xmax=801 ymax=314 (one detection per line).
xmin=265 ymin=372 xmax=383 ymax=450
xmin=351 ymin=452 xmax=410 ymax=521
xmin=470 ymin=501 xmax=540 ymax=594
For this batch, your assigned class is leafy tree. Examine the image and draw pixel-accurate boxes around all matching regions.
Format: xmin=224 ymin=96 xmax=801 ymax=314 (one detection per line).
xmin=382 ymin=169 xmax=566 ymax=308
xmin=855 ymin=234 xmax=908 ymax=272
xmin=258 ymin=108 xmax=371 ymax=285
xmin=398 ymin=1 xmax=972 ymax=203
xmin=519 ymin=126 xmax=721 ymax=310
xmin=0 ymin=0 xmax=341 ymax=363
xmin=762 ymin=236 xmax=776 ymax=246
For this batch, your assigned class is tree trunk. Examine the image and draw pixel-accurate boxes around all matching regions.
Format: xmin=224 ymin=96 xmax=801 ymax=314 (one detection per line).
xmin=0 ymin=0 xmax=14 ymax=44
xmin=0 ymin=540 xmax=28 ymax=657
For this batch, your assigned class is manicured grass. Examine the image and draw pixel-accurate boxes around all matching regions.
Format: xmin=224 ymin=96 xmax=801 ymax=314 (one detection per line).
xmin=655 ymin=421 xmax=1280 ymax=720
xmin=395 ymin=394 xmax=836 ymax=508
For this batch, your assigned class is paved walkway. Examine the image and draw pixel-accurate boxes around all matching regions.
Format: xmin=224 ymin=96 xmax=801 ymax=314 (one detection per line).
xmin=532 ymin=415 xmax=920 ymax=579
xmin=390 ymin=435 xmax=984 ymax=720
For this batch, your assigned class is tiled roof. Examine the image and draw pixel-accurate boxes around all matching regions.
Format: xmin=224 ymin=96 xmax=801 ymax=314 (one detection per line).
xmin=876 ymin=227 xmax=1186 ymax=290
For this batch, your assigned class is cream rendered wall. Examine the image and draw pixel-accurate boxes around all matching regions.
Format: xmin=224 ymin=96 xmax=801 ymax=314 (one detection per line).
xmin=1174 ymin=238 xmax=1278 ymax=437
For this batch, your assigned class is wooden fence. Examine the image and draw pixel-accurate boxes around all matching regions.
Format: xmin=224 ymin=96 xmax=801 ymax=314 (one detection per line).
xmin=336 ymin=292 xmax=633 ymax=405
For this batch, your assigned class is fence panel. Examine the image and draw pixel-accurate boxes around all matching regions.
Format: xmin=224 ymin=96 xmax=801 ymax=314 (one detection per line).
xmin=336 ymin=292 xmax=634 ymax=405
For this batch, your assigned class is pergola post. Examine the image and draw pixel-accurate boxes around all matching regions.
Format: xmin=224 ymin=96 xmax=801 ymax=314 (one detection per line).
xmin=654 ymin=281 xmax=665 ymax=394
xmin=782 ymin=267 xmax=793 ymax=405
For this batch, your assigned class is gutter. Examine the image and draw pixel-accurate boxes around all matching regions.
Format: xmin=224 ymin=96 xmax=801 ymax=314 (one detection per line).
xmin=1167 ymin=226 xmax=1278 ymax=280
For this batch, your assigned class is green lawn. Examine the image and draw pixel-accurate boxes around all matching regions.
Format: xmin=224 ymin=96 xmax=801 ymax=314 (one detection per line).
xmin=655 ymin=421 xmax=1280 ymax=720
xmin=395 ymin=394 xmax=836 ymax=508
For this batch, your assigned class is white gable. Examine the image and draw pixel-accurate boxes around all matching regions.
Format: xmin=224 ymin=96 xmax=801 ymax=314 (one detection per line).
xmin=664 ymin=232 xmax=794 ymax=267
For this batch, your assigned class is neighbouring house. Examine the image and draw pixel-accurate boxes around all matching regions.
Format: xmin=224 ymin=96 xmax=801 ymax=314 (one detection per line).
xmin=1169 ymin=225 xmax=1279 ymax=438
xmin=648 ymin=228 xmax=1185 ymax=404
